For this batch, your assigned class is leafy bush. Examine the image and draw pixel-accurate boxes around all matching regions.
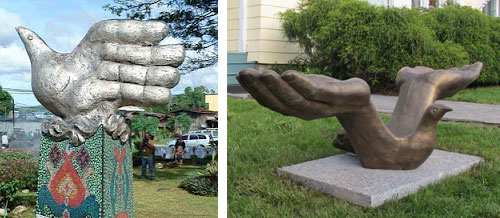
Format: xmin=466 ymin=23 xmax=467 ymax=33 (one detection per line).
xmin=425 ymin=6 xmax=500 ymax=84
xmin=0 ymin=150 xmax=38 ymax=192
xmin=281 ymin=0 xmax=498 ymax=91
xmin=180 ymin=152 xmax=218 ymax=196
xmin=0 ymin=181 xmax=19 ymax=208
xmin=179 ymin=176 xmax=217 ymax=196
xmin=0 ymin=150 xmax=35 ymax=161
xmin=12 ymin=191 xmax=37 ymax=207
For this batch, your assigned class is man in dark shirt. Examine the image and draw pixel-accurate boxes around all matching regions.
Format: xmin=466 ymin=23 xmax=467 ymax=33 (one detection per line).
xmin=174 ymin=134 xmax=186 ymax=165
xmin=141 ymin=134 xmax=155 ymax=180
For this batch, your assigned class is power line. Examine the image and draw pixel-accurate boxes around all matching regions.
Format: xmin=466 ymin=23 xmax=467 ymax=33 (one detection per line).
xmin=3 ymin=88 xmax=33 ymax=93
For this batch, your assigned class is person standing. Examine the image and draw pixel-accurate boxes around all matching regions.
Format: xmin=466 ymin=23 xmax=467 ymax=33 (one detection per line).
xmin=1 ymin=133 xmax=9 ymax=149
xmin=174 ymin=134 xmax=186 ymax=165
xmin=141 ymin=134 xmax=156 ymax=180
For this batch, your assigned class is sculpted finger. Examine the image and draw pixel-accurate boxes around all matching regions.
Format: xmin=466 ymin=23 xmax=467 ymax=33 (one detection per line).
xmin=73 ymin=80 xmax=121 ymax=112
xmin=259 ymin=70 xmax=339 ymax=116
xmin=237 ymin=69 xmax=304 ymax=118
xmin=437 ymin=62 xmax=483 ymax=99
xmin=282 ymin=71 xmax=370 ymax=107
xmin=101 ymin=43 xmax=185 ymax=67
xmin=120 ymin=84 xmax=171 ymax=106
xmin=85 ymin=20 xmax=168 ymax=45
xmin=97 ymin=61 xmax=180 ymax=88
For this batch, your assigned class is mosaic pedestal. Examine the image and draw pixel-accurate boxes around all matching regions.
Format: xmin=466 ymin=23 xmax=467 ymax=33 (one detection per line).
xmin=36 ymin=126 xmax=134 ymax=218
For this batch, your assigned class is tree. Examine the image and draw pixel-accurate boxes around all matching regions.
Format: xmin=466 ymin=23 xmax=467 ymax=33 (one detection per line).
xmin=103 ymin=0 xmax=218 ymax=72
xmin=166 ymin=112 xmax=192 ymax=134
xmin=131 ymin=115 xmax=160 ymax=137
xmin=148 ymin=85 xmax=209 ymax=114
xmin=0 ymin=86 xmax=13 ymax=117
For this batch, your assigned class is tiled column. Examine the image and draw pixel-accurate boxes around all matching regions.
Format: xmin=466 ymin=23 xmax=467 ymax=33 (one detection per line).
xmin=35 ymin=126 xmax=134 ymax=218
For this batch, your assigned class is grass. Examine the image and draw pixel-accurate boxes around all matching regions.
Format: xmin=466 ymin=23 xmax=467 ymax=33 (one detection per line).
xmin=228 ymin=98 xmax=500 ymax=217
xmin=133 ymin=164 xmax=217 ymax=218
xmin=446 ymin=86 xmax=500 ymax=105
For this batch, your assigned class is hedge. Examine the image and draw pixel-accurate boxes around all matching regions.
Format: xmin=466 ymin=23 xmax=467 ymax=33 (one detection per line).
xmin=281 ymin=0 xmax=500 ymax=90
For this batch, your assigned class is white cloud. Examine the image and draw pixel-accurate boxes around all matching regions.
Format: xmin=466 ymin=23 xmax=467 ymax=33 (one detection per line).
xmin=0 ymin=7 xmax=23 ymax=46
xmin=172 ymin=64 xmax=219 ymax=94
xmin=0 ymin=43 xmax=30 ymax=74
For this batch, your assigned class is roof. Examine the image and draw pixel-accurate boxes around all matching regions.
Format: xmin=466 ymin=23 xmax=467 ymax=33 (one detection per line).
xmin=171 ymin=108 xmax=218 ymax=114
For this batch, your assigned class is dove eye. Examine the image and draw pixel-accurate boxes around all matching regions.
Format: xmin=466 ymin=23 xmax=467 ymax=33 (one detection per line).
xmin=27 ymin=35 xmax=33 ymax=40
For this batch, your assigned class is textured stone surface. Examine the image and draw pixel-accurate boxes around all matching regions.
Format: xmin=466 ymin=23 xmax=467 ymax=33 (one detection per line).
xmin=277 ymin=149 xmax=483 ymax=207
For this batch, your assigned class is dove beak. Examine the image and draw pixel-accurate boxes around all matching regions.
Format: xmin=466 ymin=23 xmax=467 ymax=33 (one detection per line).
xmin=442 ymin=105 xmax=453 ymax=112
xmin=15 ymin=26 xmax=54 ymax=61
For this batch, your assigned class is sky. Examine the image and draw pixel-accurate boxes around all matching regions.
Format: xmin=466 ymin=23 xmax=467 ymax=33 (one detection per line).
xmin=0 ymin=0 xmax=218 ymax=107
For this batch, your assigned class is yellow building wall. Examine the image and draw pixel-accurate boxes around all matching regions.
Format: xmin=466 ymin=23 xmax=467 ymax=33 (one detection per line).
xmin=227 ymin=0 xmax=303 ymax=64
xmin=463 ymin=0 xmax=483 ymax=8
xmin=205 ymin=95 xmax=218 ymax=111
xmin=247 ymin=0 xmax=303 ymax=64
xmin=228 ymin=0 xmax=240 ymax=52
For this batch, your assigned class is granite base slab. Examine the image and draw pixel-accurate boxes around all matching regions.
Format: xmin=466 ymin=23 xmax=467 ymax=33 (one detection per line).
xmin=276 ymin=149 xmax=483 ymax=207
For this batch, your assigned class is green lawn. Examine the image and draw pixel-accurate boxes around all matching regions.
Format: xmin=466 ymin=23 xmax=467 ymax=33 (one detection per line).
xmin=228 ymin=98 xmax=500 ymax=217
xmin=133 ymin=164 xmax=217 ymax=218
xmin=447 ymin=86 xmax=500 ymax=105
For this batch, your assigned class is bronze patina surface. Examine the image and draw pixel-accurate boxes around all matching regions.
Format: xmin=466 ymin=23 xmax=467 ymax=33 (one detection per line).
xmin=237 ymin=63 xmax=482 ymax=170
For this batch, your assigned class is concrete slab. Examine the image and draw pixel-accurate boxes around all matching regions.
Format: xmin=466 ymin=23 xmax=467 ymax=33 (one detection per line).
xmin=277 ymin=149 xmax=483 ymax=207
xmin=371 ymin=95 xmax=500 ymax=125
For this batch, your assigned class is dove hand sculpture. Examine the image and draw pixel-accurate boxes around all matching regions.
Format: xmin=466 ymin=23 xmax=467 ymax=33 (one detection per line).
xmin=16 ymin=20 xmax=185 ymax=145
xmin=237 ymin=62 xmax=482 ymax=170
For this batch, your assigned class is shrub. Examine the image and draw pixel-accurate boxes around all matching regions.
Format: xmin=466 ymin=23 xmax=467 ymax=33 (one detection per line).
xmin=0 ymin=149 xmax=35 ymax=161
xmin=0 ymin=150 xmax=38 ymax=192
xmin=426 ymin=6 xmax=500 ymax=85
xmin=0 ymin=180 xmax=19 ymax=208
xmin=12 ymin=192 xmax=37 ymax=207
xmin=179 ymin=176 xmax=217 ymax=197
xmin=281 ymin=0 xmax=497 ymax=91
xmin=180 ymin=152 xmax=218 ymax=196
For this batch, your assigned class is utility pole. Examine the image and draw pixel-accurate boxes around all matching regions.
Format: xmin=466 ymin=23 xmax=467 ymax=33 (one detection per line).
xmin=12 ymin=98 xmax=14 ymax=127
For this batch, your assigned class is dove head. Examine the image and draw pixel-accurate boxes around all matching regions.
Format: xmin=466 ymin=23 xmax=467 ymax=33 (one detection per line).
xmin=15 ymin=26 xmax=54 ymax=61
xmin=425 ymin=103 xmax=452 ymax=121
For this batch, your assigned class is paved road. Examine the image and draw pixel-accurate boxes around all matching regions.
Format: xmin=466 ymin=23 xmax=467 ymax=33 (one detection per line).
xmin=229 ymin=93 xmax=500 ymax=125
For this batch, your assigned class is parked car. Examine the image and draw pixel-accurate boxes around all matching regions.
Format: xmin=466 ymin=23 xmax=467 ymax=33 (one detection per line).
xmin=156 ymin=134 xmax=213 ymax=159
xmin=188 ymin=129 xmax=218 ymax=142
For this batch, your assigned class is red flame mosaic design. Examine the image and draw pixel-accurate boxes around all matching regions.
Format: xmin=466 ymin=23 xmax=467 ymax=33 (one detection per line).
xmin=49 ymin=150 xmax=86 ymax=208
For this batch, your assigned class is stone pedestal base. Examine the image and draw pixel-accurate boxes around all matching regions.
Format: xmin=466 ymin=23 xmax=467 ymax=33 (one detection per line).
xmin=277 ymin=149 xmax=483 ymax=207
xmin=36 ymin=126 xmax=133 ymax=217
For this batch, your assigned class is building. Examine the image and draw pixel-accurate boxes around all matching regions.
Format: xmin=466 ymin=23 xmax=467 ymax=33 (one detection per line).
xmin=227 ymin=0 xmax=498 ymax=92
xmin=205 ymin=94 xmax=219 ymax=111
xmin=228 ymin=0 xmax=303 ymax=92
xmin=171 ymin=108 xmax=218 ymax=131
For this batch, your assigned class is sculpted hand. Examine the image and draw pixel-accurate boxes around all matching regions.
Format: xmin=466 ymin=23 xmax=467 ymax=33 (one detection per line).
xmin=237 ymin=69 xmax=371 ymax=120
xmin=16 ymin=20 xmax=185 ymax=144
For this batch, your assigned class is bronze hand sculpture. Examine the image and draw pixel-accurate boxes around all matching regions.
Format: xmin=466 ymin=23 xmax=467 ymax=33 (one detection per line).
xmin=17 ymin=20 xmax=184 ymax=145
xmin=237 ymin=62 xmax=482 ymax=170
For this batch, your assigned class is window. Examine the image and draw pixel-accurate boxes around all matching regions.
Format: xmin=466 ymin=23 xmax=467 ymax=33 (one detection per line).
xmin=189 ymin=135 xmax=199 ymax=140
xmin=198 ymin=135 xmax=207 ymax=139
xmin=412 ymin=0 xmax=421 ymax=8
xmin=182 ymin=135 xmax=188 ymax=140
